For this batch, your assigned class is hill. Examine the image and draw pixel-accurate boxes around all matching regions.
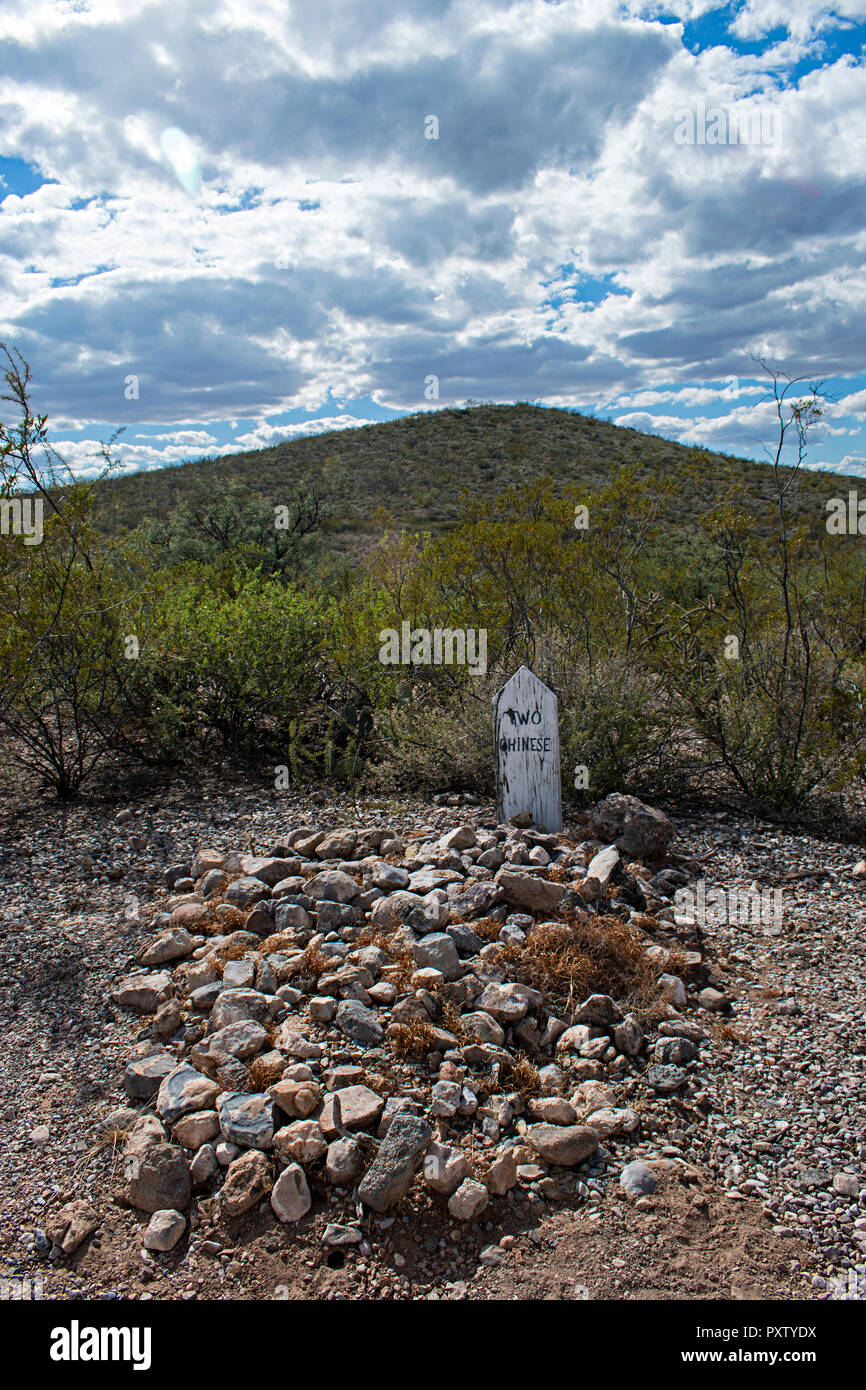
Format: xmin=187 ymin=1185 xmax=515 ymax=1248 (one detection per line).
xmin=90 ymin=403 xmax=846 ymax=552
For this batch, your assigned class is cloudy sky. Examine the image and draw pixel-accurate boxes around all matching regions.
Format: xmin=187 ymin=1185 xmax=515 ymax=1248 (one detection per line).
xmin=1 ymin=0 xmax=866 ymax=479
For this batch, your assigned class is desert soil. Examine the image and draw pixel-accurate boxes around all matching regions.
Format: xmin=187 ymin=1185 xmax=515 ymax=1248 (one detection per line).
xmin=0 ymin=773 xmax=863 ymax=1302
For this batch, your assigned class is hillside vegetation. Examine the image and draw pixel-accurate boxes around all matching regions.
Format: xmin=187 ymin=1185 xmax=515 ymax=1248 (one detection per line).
xmin=91 ymin=402 xmax=846 ymax=553
xmin=3 ymin=349 xmax=865 ymax=809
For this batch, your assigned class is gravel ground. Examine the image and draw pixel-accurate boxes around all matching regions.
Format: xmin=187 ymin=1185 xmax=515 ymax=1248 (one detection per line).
xmin=0 ymin=776 xmax=863 ymax=1302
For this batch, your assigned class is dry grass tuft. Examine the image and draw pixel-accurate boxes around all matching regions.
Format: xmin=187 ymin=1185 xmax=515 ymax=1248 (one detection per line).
xmin=261 ymin=932 xmax=299 ymax=954
xmin=249 ymin=1052 xmax=287 ymax=1088
xmin=389 ymin=1019 xmax=438 ymax=1059
xmin=498 ymin=1055 xmax=541 ymax=1097
xmin=464 ymin=915 xmax=504 ymax=942
xmin=302 ymin=944 xmax=329 ymax=979
xmin=495 ymin=912 xmax=667 ymax=1024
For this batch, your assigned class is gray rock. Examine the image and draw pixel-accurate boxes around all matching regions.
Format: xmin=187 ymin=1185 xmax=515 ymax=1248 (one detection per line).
xmin=495 ymin=870 xmax=566 ymax=915
xmin=447 ymin=923 xmax=485 ymax=955
xmin=372 ymin=863 xmax=410 ymax=891
xmin=241 ymin=855 xmax=302 ymax=886
xmin=645 ymin=1063 xmax=687 ymax=1094
xmin=220 ymin=1149 xmax=272 ymax=1216
xmin=111 ymin=971 xmax=172 ymax=1014
xmin=412 ymin=933 xmax=461 ymax=981
xmin=138 ymin=927 xmax=195 ymax=966
xmin=271 ymin=1163 xmax=312 ymax=1222
xmin=460 ymin=1011 xmax=505 ymax=1046
xmin=475 ymin=982 xmax=530 ymax=1024
xmin=613 ymin=1013 xmax=643 ymax=1056
xmin=620 ymin=1160 xmax=656 ymax=1197
xmin=304 ymin=869 xmax=360 ymax=903
xmin=325 ymin=1137 xmax=365 ymax=1185
xmin=218 ymin=1092 xmax=274 ymax=1150
xmin=447 ymin=1178 xmax=489 ymax=1221
xmin=335 ymin=999 xmax=383 ymax=1045
xmin=572 ymin=993 xmax=623 ymax=1026
xmin=120 ymin=1144 xmax=191 ymax=1213
xmin=124 ymin=1050 xmax=175 ymax=1101
xmin=653 ymin=1037 xmax=696 ymax=1065
xmin=357 ymin=1113 xmax=433 ymax=1211
xmin=209 ymin=988 xmax=270 ymax=1030
xmin=224 ymin=876 xmax=271 ymax=908
xmin=370 ymin=890 xmax=425 ymax=930
xmin=222 ymin=959 xmax=256 ymax=989
xmin=321 ymin=1223 xmax=363 ymax=1247
xmin=208 ymin=1019 xmax=270 ymax=1060
xmin=142 ymin=1209 xmax=186 ymax=1251
xmin=526 ymin=1123 xmax=599 ymax=1166
xmin=156 ymin=1065 xmax=219 ymax=1125
xmin=274 ymin=901 xmax=312 ymax=931
xmin=588 ymin=794 xmax=675 ymax=859
xmin=585 ymin=845 xmax=620 ymax=888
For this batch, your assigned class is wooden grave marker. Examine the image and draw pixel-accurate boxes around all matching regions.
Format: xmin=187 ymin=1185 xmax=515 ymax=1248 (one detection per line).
xmin=493 ymin=666 xmax=562 ymax=832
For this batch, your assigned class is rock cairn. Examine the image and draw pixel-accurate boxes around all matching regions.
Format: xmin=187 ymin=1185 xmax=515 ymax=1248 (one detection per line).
xmin=97 ymin=794 xmax=725 ymax=1252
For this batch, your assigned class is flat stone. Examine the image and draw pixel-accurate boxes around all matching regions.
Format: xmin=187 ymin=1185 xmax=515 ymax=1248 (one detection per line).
xmin=156 ymin=1066 xmax=219 ymax=1125
xmin=142 ymin=1209 xmax=186 ymax=1251
xmin=45 ymin=1200 xmax=100 ymax=1255
xmin=495 ymin=870 xmax=566 ymax=915
xmin=526 ymin=1123 xmax=599 ymax=1166
xmin=357 ymin=1113 xmax=433 ymax=1212
xmin=335 ymin=999 xmax=383 ymax=1045
xmin=271 ymin=1163 xmax=312 ymax=1222
xmin=111 ymin=972 xmax=172 ymax=1014
xmin=218 ymin=1092 xmax=274 ymax=1150
xmin=208 ymin=1020 xmax=270 ymax=1061
xmin=241 ymin=855 xmax=302 ymax=886
xmin=321 ymin=1085 xmax=385 ymax=1135
xmin=138 ymin=927 xmax=195 ymax=966
xmin=124 ymin=1051 xmax=175 ymax=1101
xmin=220 ymin=1150 xmax=272 ymax=1217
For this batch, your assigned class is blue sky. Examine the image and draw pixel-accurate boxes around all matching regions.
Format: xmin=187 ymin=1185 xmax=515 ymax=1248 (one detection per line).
xmin=1 ymin=0 xmax=866 ymax=479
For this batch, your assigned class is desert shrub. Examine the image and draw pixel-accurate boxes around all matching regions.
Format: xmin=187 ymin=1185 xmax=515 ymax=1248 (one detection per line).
xmin=132 ymin=569 xmax=326 ymax=762
xmin=0 ymin=494 xmax=155 ymax=795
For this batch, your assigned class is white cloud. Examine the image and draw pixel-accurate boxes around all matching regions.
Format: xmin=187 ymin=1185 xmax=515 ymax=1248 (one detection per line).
xmin=0 ymin=0 xmax=863 ymax=473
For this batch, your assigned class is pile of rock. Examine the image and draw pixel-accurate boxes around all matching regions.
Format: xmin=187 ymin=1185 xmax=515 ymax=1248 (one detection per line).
xmin=99 ymin=794 xmax=722 ymax=1249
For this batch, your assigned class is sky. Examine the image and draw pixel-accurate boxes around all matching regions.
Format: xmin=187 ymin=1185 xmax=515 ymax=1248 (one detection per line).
xmin=1 ymin=0 xmax=866 ymax=480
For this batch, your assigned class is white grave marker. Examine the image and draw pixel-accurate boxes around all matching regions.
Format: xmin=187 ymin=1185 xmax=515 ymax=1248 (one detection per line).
xmin=493 ymin=666 xmax=562 ymax=832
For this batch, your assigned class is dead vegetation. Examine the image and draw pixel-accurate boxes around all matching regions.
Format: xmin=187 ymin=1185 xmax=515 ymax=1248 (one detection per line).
xmin=389 ymin=1019 xmax=438 ymax=1059
xmin=494 ymin=912 xmax=675 ymax=1024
